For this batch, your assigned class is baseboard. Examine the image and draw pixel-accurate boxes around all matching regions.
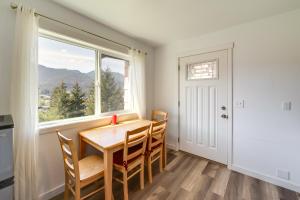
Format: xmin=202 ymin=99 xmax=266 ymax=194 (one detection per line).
xmin=166 ymin=143 xmax=178 ymax=151
xmin=39 ymin=183 xmax=64 ymax=200
xmin=231 ymin=164 xmax=300 ymax=193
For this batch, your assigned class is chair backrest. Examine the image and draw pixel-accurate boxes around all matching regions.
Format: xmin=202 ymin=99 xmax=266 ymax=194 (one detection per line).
xmin=151 ymin=110 xmax=168 ymax=122
xmin=57 ymin=131 xmax=80 ymax=185
xmin=148 ymin=120 xmax=167 ymax=151
xmin=123 ymin=125 xmax=150 ymax=163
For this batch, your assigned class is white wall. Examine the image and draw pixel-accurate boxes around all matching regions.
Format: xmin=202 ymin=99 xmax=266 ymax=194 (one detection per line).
xmin=154 ymin=9 xmax=300 ymax=192
xmin=0 ymin=0 xmax=154 ymax=199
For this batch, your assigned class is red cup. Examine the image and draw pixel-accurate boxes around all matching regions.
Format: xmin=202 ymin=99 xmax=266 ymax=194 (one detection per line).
xmin=112 ymin=114 xmax=117 ymax=125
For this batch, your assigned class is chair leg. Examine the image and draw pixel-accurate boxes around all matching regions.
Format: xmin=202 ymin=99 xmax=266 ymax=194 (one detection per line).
xmin=123 ymin=170 xmax=129 ymax=200
xmin=147 ymin=156 xmax=153 ymax=184
xmin=64 ymin=176 xmax=69 ymax=200
xmin=140 ymin=159 xmax=145 ymax=189
xmin=75 ymin=184 xmax=80 ymax=200
xmin=159 ymin=149 xmax=163 ymax=173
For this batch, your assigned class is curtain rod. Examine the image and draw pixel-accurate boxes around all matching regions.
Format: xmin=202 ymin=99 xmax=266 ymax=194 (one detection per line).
xmin=10 ymin=2 xmax=147 ymax=55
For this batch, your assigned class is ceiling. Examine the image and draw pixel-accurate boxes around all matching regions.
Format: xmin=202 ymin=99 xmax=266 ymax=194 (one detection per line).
xmin=53 ymin=0 xmax=300 ymax=47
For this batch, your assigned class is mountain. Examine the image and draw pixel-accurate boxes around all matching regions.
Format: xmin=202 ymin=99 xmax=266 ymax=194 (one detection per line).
xmin=39 ymin=65 xmax=124 ymax=95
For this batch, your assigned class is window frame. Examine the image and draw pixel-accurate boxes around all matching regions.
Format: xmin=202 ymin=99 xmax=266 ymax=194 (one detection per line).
xmin=38 ymin=29 xmax=132 ymax=128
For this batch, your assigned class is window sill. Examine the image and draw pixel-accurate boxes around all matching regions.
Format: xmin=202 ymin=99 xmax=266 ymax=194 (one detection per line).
xmin=39 ymin=112 xmax=138 ymax=135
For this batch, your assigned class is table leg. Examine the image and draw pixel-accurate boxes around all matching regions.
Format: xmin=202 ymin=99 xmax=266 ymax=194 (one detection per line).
xmin=79 ymin=136 xmax=86 ymax=159
xmin=104 ymin=148 xmax=113 ymax=200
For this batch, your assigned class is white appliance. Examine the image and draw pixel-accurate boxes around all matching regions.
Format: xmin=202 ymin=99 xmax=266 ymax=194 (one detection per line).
xmin=0 ymin=115 xmax=14 ymax=200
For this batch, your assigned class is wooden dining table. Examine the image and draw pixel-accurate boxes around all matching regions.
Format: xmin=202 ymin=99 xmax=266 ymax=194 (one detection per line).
xmin=79 ymin=119 xmax=153 ymax=200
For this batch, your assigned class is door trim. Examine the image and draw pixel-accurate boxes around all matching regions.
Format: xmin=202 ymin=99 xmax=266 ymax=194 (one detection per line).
xmin=177 ymin=43 xmax=234 ymax=167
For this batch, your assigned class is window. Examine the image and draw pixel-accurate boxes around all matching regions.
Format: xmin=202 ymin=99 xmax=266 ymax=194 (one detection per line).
xmin=100 ymin=55 xmax=130 ymax=113
xmin=187 ymin=60 xmax=218 ymax=80
xmin=38 ymin=34 xmax=130 ymax=124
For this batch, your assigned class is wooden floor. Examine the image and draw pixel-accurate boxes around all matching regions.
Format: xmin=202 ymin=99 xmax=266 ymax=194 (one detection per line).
xmin=51 ymin=150 xmax=299 ymax=200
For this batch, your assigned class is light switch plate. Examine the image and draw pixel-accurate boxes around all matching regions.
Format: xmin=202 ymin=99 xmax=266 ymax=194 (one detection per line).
xmin=282 ymin=101 xmax=292 ymax=111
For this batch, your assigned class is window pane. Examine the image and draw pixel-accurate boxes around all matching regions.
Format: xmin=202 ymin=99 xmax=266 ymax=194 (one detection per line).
xmin=187 ymin=60 xmax=218 ymax=80
xmin=101 ymin=55 xmax=129 ymax=113
xmin=38 ymin=36 xmax=96 ymax=122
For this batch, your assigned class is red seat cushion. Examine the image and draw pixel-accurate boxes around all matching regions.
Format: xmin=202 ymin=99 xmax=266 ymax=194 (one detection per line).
xmin=113 ymin=143 xmax=143 ymax=166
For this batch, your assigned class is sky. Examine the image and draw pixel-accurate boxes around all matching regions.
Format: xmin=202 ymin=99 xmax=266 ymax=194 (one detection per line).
xmin=38 ymin=36 xmax=127 ymax=74
xmin=102 ymin=57 xmax=126 ymax=74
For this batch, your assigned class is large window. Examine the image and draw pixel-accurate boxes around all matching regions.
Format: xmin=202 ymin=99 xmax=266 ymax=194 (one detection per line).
xmin=38 ymin=34 xmax=130 ymax=123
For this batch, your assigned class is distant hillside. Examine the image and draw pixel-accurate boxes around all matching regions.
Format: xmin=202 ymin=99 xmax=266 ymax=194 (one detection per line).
xmin=39 ymin=65 xmax=124 ymax=95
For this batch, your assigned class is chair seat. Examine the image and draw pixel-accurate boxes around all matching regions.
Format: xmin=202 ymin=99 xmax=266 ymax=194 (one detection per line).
xmin=113 ymin=144 xmax=143 ymax=166
xmin=79 ymin=155 xmax=104 ymax=181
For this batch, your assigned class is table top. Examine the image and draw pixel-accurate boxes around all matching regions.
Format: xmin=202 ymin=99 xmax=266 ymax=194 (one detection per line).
xmin=79 ymin=119 xmax=152 ymax=150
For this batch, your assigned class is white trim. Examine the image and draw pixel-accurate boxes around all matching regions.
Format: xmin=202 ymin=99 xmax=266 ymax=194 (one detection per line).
xmin=39 ymin=112 xmax=136 ymax=134
xmin=39 ymin=183 xmax=64 ymax=200
xmin=227 ymin=46 xmax=234 ymax=169
xmin=178 ymin=43 xmax=234 ymax=58
xmin=39 ymin=115 xmax=109 ymax=134
xmin=166 ymin=143 xmax=178 ymax=151
xmin=231 ymin=164 xmax=300 ymax=193
xmin=177 ymin=42 xmax=234 ymax=167
xmin=95 ymin=50 xmax=101 ymax=115
xmin=39 ymin=28 xmax=130 ymax=59
xmin=176 ymin=57 xmax=180 ymax=152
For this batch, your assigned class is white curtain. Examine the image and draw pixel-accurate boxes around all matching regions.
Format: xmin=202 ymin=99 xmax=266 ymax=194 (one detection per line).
xmin=129 ymin=50 xmax=146 ymax=119
xmin=10 ymin=5 xmax=39 ymax=200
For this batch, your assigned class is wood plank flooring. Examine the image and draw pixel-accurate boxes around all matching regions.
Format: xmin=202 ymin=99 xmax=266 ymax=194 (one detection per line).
xmin=51 ymin=150 xmax=299 ymax=200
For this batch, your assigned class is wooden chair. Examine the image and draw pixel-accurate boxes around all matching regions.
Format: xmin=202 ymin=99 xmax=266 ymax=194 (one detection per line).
xmin=57 ymin=131 xmax=105 ymax=200
xmin=113 ymin=125 xmax=150 ymax=200
xmin=151 ymin=110 xmax=168 ymax=168
xmin=146 ymin=120 xmax=167 ymax=183
xmin=151 ymin=110 xmax=168 ymax=122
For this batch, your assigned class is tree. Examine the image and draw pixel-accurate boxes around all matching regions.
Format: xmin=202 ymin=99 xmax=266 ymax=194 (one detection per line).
xmin=85 ymin=82 xmax=95 ymax=115
xmin=101 ymin=68 xmax=124 ymax=112
xmin=38 ymin=68 xmax=125 ymax=122
xmin=39 ymin=81 xmax=70 ymax=122
xmin=51 ymin=81 xmax=70 ymax=118
xmin=69 ymin=82 xmax=86 ymax=117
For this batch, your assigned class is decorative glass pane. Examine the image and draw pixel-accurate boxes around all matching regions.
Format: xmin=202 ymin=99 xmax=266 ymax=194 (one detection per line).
xmin=187 ymin=60 xmax=218 ymax=80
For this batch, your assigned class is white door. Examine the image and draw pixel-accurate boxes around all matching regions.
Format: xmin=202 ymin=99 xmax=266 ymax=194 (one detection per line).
xmin=179 ymin=49 xmax=229 ymax=164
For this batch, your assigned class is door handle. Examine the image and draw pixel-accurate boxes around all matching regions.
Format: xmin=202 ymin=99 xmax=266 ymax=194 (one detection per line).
xmin=221 ymin=106 xmax=226 ymax=110
xmin=221 ymin=114 xmax=228 ymax=119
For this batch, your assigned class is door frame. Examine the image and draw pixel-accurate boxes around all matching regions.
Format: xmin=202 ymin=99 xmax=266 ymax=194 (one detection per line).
xmin=177 ymin=43 xmax=234 ymax=168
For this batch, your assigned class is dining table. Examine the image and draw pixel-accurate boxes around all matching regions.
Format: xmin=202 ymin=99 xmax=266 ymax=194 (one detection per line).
xmin=79 ymin=119 xmax=153 ymax=200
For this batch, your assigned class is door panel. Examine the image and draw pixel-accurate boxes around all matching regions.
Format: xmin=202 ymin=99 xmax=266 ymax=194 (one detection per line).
xmin=179 ymin=50 xmax=228 ymax=164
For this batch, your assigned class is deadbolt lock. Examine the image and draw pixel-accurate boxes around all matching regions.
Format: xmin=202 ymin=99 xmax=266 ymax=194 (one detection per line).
xmin=221 ymin=114 xmax=228 ymax=119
